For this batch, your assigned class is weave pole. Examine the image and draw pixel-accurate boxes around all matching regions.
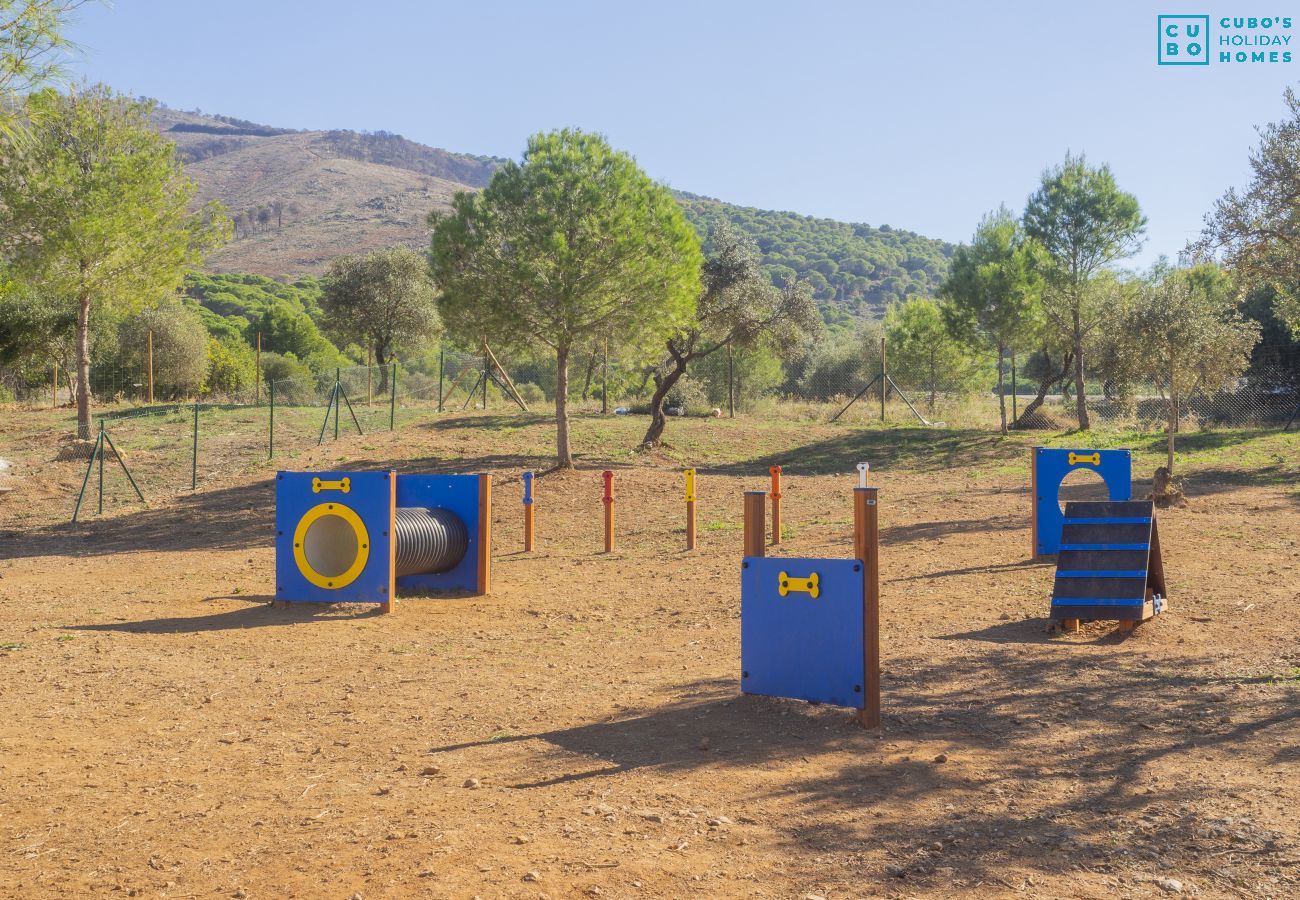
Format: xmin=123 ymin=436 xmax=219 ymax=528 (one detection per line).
xmin=769 ymin=465 xmax=783 ymax=545
xmin=522 ymin=470 xmax=535 ymax=552
xmin=684 ymin=467 xmax=697 ymax=550
xmin=602 ymin=470 xmax=615 ymax=553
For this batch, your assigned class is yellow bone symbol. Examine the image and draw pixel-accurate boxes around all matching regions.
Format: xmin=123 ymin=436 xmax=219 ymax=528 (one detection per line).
xmin=1067 ymin=452 xmax=1101 ymax=467
xmin=312 ymin=476 xmax=351 ymax=494
xmin=777 ymin=570 xmax=820 ymax=599
xmin=683 ymin=468 xmax=696 ymax=502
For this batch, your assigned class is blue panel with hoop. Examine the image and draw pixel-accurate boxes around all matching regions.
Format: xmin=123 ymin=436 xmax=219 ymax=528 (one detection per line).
xmin=275 ymin=471 xmax=393 ymax=604
xmin=1033 ymin=448 xmax=1132 ymax=556
xmin=740 ymin=556 xmax=866 ymax=709
xmin=395 ymin=474 xmax=483 ymax=595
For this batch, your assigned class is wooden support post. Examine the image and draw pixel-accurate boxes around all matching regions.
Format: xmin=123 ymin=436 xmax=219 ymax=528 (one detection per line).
xmin=769 ymin=466 xmax=782 ymax=545
xmin=382 ymin=470 xmax=396 ymax=614
xmin=1029 ymin=447 xmax=1038 ymax=559
xmin=743 ymin=490 xmax=766 ymax=558
xmin=522 ymin=470 xmax=535 ymax=552
xmin=146 ymin=329 xmax=154 ymax=404
xmin=477 ymin=474 xmax=492 ymax=595
xmin=854 ymin=485 xmax=881 ymax=729
xmin=684 ymin=467 xmax=696 ymax=551
xmin=602 ymin=470 xmax=615 ymax=553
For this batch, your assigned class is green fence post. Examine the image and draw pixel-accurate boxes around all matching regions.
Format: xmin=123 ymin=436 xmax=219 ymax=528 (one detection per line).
xmin=192 ymin=401 xmax=199 ymax=490
xmin=390 ymin=362 xmax=397 ymax=431
xmin=268 ymin=380 xmax=275 ymax=459
xmin=97 ymin=420 xmax=104 ymax=516
xmin=437 ymin=347 xmax=445 ymax=413
xmin=334 ymin=367 xmax=340 ymax=441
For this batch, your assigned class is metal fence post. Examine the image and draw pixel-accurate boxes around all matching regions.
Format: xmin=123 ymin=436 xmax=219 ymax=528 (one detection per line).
xmin=97 ymin=420 xmax=104 ymax=516
xmin=334 ymin=367 xmax=340 ymax=441
xmin=390 ymin=362 xmax=397 ymax=431
xmin=268 ymin=380 xmax=275 ymax=459
xmin=437 ymin=347 xmax=445 ymax=413
xmin=192 ymin=401 xmax=199 ymax=490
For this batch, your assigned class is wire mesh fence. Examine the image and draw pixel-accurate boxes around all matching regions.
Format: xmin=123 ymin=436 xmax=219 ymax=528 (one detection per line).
xmin=3 ymin=340 xmax=1296 ymax=529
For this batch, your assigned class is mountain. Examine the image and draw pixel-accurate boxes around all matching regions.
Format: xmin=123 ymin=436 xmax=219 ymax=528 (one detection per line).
xmin=153 ymin=106 xmax=952 ymax=315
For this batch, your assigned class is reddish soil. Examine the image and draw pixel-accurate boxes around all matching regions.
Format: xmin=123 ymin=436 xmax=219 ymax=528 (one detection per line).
xmin=1 ymin=421 xmax=1297 ymax=899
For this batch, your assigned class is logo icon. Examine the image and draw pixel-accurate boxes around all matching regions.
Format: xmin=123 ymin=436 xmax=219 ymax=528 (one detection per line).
xmin=1159 ymin=15 xmax=1211 ymax=64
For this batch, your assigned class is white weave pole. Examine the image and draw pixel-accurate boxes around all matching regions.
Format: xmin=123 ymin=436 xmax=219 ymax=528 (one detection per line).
xmin=856 ymin=461 xmax=870 ymax=488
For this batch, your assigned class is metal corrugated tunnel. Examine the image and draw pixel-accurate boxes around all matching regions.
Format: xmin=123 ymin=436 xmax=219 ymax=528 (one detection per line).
xmin=393 ymin=507 xmax=469 ymax=576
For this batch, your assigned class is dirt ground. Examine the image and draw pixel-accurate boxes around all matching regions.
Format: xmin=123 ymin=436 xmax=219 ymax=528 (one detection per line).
xmin=1 ymin=415 xmax=1297 ymax=899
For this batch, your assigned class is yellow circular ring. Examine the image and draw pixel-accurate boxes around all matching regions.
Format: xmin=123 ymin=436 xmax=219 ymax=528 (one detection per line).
xmin=292 ymin=502 xmax=370 ymax=589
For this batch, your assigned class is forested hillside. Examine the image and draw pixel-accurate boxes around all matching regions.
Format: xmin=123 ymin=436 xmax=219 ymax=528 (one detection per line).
xmin=144 ymin=107 xmax=951 ymax=316
xmin=679 ymin=193 xmax=953 ymax=317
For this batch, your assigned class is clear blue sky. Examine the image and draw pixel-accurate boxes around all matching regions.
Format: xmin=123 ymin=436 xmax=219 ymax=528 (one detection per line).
xmin=64 ymin=1 xmax=1299 ymax=265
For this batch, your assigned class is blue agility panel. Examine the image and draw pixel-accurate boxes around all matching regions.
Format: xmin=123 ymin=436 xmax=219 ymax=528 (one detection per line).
xmin=1032 ymin=447 xmax=1132 ymax=556
xmin=1050 ymin=500 xmax=1167 ymax=623
xmin=395 ymin=474 xmax=485 ymax=595
xmin=741 ymin=556 xmax=866 ymax=709
xmin=275 ymin=470 xmax=491 ymax=608
xmin=275 ymin=471 xmax=394 ymax=604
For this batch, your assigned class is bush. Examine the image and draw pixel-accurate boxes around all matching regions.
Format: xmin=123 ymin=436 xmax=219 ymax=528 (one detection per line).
xmin=115 ymin=298 xmax=210 ymax=399
xmin=206 ymin=337 xmax=257 ymax=399
xmin=516 ymin=382 xmax=546 ymax=406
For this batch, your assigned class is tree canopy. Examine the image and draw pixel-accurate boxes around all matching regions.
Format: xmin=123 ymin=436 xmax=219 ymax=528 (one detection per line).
xmin=430 ymin=128 xmax=702 ymax=468
xmin=1024 ymin=153 xmax=1145 ymax=429
xmin=940 ymin=207 xmax=1044 ymax=432
xmin=321 ymin=246 xmax=440 ymax=390
xmin=0 ymin=86 xmax=228 ymax=434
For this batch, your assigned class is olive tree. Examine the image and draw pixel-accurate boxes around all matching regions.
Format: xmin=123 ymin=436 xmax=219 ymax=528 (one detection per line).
xmin=430 ymin=128 xmax=701 ymax=468
xmin=1126 ymin=263 xmax=1260 ymax=474
xmin=642 ymin=222 xmax=819 ymax=447
xmin=322 ymin=246 xmax=440 ymax=392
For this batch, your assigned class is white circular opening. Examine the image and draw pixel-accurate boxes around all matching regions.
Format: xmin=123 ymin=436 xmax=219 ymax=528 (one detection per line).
xmin=1058 ymin=467 xmax=1110 ymax=514
xmin=303 ymin=513 xmax=359 ymax=578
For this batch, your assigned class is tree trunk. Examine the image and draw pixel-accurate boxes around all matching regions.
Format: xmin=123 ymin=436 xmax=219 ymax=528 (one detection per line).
xmin=375 ymin=341 xmax=390 ymax=393
xmin=580 ymin=351 xmax=596 ymax=401
xmin=642 ymin=358 xmax=687 ymax=447
xmin=555 ymin=344 xmax=573 ymax=468
xmin=75 ymin=291 xmax=92 ymax=440
xmin=1166 ymin=387 xmax=1177 ymax=475
xmin=1016 ymin=348 xmax=1073 ymax=427
xmin=1071 ymin=305 xmax=1090 ymax=430
xmin=996 ymin=346 xmax=1007 ymax=435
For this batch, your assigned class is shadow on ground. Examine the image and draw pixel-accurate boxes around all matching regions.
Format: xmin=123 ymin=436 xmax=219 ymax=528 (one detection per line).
xmin=430 ymin=653 xmax=1298 ymax=889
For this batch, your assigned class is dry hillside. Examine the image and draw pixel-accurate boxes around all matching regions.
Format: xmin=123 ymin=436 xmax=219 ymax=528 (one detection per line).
xmin=153 ymin=108 xmax=499 ymax=277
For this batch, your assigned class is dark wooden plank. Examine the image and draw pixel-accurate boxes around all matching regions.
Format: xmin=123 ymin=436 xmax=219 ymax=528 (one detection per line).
xmin=1050 ymin=603 xmax=1145 ymax=621
xmin=1057 ymin=549 xmax=1150 ymax=571
xmin=1062 ymin=500 xmax=1155 ymax=518
xmin=1051 ymin=576 xmax=1149 ymax=600
xmin=1060 ymin=523 xmax=1151 ymax=545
